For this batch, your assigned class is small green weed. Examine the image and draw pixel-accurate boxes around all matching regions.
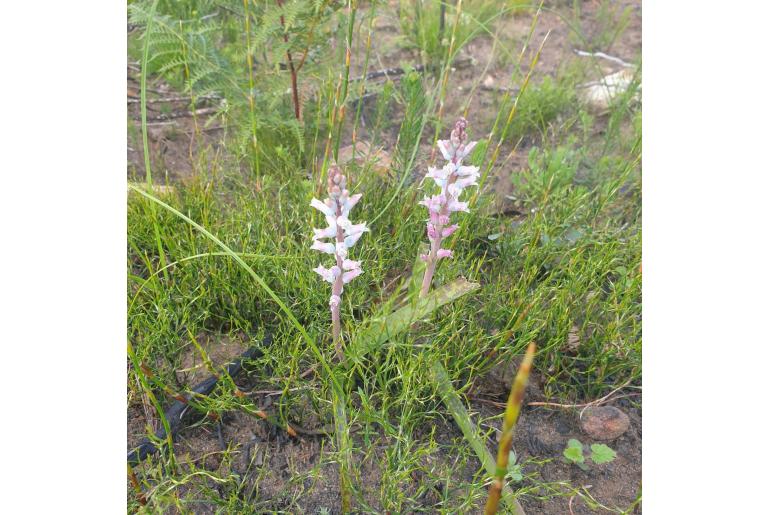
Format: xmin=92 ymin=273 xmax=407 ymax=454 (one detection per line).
xmin=563 ymin=438 xmax=617 ymax=470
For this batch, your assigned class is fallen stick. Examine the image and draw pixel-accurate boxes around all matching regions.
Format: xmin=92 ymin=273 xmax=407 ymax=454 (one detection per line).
xmin=573 ymin=49 xmax=634 ymax=68
xmin=127 ymin=94 xmax=221 ymax=105
xmin=527 ymin=379 xmax=637 ymax=410
xmin=132 ymin=107 xmax=220 ymax=123
xmin=127 ymin=333 xmax=271 ymax=465
xmin=351 ymin=56 xmax=472 ymax=83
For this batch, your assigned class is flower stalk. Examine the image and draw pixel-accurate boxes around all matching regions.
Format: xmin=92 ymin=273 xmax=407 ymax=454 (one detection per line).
xmin=419 ymin=118 xmax=480 ymax=297
xmin=311 ymin=164 xmax=368 ymax=360
xmin=484 ymin=342 xmax=536 ymax=515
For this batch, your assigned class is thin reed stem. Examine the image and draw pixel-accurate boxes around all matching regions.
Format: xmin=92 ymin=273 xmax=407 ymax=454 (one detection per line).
xmin=430 ymin=0 xmax=464 ymax=164
xmin=333 ymin=0 xmax=358 ymax=161
xmin=140 ymin=0 xmax=159 ymax=185
xmin=242 ymin=0 xmax=261 ymax=173
xmin=351 ymin=3 xmax=377 ymax=145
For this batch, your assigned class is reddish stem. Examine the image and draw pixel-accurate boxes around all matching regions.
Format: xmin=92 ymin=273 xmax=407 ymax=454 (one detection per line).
xmin=277 ymin=0 xmax=301 ymax=120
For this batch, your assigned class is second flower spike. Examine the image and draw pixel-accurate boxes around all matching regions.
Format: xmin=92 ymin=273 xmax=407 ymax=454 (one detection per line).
xmin=419 ymin=118 xmax=480 ymax=297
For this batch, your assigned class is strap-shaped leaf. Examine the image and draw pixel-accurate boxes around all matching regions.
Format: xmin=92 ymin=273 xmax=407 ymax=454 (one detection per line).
xmin=346 ymin=277 xmax=479 ymax=363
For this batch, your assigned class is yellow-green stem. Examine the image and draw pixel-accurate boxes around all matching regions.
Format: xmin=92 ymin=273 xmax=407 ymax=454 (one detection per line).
xmin=484 ymin=342 xmax=536 ymax=515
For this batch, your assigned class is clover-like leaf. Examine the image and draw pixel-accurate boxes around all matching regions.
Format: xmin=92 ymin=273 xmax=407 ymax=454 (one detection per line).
xmin=590 ymin=443 xmax=617 ymax=464
xmin=567 ymin=438 xmax=583 ymax=449
xmin=563 ymin=439 xmax=585 ymax=464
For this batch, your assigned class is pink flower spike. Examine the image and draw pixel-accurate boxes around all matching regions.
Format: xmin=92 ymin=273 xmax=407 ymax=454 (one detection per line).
xmin=418 ymin=118 xmax=479 ymax=298
xmin=437 ymin=140 xmax=453 ymax=161
xmin=447 ymin=199 xmax=469 ymax=213
xmin=342 ymin=193 xmax=362 ymax=216
xmin=344 ymin=231 xmax=365 ymax=248
xmin=342 ymin=267 xmax=363 ymax=284
xmin=442 ymin=224 xmax=459 ymax=238
xmin=427 ymin=222 xmax=438 ymax=241
xmin=329 ymin=294 xmax=341 ymax=308
xmin=335 ymin=241 xmax=349 ymax=259
xmin=343 ymin=222 xmax=369 ymax=237
xmin=342 ymin=259 xmax=360 ymax=270
xmin=314 ymin=264 xmax=341 ymax=283
xmin=311 ymin=240 xmax=335 ymax=254
xmin=455 ymin=175 xmax=478 ymax=189
xmin=313 ymin=224 xmax=337 ymax=240
xmin=310 ymin=198 xmax=336 ymax=217
xmin=456 ymin=165 xmax=479 ymax=177
xmin=458 ymin=141 xmax=477 ymax=160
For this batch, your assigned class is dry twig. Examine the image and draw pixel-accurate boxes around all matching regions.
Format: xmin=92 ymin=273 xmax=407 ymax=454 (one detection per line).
xmin=527 ymin=379 xmax=638 ymax=411
xmin=573 ymin=49 xmax=634 ymax=68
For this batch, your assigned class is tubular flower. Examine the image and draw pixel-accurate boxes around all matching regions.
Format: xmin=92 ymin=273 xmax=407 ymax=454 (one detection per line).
xmin=419 ymin=118 xmax=480 ymax=297
xmin=310 ymin=164 xmax=368 ymax=358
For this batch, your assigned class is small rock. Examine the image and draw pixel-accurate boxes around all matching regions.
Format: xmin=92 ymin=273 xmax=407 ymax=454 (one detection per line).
xmin=580 ymin=406 xmax=630 ymax=441
xmin=336 ymin=140 xmax=392 ymax=180
xmin=580 ymin=68 xmax=639 ymax=112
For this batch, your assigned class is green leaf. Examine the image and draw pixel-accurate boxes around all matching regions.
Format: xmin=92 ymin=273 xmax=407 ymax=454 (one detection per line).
xmin=347 ymin=278 xmax=480 ymax=363
xmin=563 ymin=439 xmax=585 ymax=464
xmin=408 ymin=243 xmax=429 ymax=297
xmin=506 ymin=449 xmax=523 ymax=481
xmin=563 ymin=446 xmax=584 ymax=464
xmin=507 ymin=463 xmax=524 ymax=482
xmin=590 ymin=443 xmax=617 ymax=464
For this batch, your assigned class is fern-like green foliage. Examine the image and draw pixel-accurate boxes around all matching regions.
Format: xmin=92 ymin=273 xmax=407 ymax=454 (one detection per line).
xmin=129 ymin=0 xmax=344 ymax=174
xmin=393 ymin=69 xmax=427 ymax=178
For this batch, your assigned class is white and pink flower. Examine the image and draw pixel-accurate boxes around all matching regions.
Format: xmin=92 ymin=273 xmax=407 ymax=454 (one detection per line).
xmin=419 ymin=118 xmax=480 ymax=295
xmin=311 ymin=164 xmax=368 ymax=359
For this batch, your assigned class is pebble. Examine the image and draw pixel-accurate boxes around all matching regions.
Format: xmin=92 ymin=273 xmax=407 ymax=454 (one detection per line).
xmin=580 ymin=406 xmax=630 ymax=441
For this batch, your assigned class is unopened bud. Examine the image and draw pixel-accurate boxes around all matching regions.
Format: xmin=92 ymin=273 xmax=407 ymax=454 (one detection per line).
xmin=450 ymin=117 xmax=468 ymax=147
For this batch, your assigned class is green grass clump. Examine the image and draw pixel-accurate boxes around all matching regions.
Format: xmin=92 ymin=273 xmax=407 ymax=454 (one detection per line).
xmin=398 ymin=0 xmax=531 ymax=68
xmin=503 ymin=75 xmax=576 ymax=142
